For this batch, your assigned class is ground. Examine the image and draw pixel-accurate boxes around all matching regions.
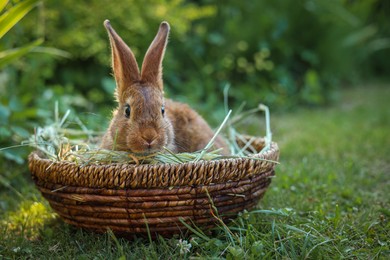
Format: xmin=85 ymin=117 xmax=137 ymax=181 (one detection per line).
xmin=0 ymin=84 xmax=389 ymax=259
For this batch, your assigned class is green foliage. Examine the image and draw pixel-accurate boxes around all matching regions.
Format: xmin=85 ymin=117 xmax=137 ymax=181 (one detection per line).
xmin=41 ymin=0 xmax=215 ymax=62
xmin=17 ymin=0 xmax=216 ymax=102
xmin=170 ymin=0 xmax=389 ymax=110
xmin=0 ymin=0 xmax=42 ymax=163
xmin=0 ymin=0 xmax=39 ymax=39
xmin=0 ymin=0 xmax=42 ymax=69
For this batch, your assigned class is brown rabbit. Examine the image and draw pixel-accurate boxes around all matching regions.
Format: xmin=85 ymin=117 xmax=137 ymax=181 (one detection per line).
xmin=101 ymin=20 xmax=228 ymax=155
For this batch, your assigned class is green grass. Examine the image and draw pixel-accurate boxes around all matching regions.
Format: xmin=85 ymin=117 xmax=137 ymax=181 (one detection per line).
xmin=1 ymin=84 xmax=389 ymax=259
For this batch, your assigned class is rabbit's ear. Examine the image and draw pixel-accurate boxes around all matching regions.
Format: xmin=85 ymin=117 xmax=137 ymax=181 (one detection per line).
xmin=141 ymin=22 xmax=170 ymax=89
xmin=104 ymin=20 xmax=140 ymax=96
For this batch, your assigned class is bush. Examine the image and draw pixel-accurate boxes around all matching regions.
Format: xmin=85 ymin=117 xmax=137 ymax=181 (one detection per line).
xmin=170 ymin=0 xmax=390 ymax=111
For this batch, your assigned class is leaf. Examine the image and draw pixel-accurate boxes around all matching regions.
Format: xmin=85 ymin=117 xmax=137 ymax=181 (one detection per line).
xmin=0 ymin=103 xmax=10 ymax=122
xmin=0 ymin=39 xmax=43 ymax=68
xmin=1 ymin=149 xmax=25 ymax=164
xmin=0 ymin=0 xmax=40 ymax=39
xmin=367 ymin=38 xmax=390 ymax=53
xmin=0 ymin=0 xmax=9 ymax=13
xmin=0 ymin=127 xmax=12 ymax=139
xmin=11 ymin=126 xmax=30 ymax=138
xmin=343 ymin=25 xmax=378 ymax=47
xmin=31 ymin=46 xmax=71 ymax=58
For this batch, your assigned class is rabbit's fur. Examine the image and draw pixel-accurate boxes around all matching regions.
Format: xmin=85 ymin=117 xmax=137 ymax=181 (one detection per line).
xmin=101 ymin=20 xmax=228 ymax=155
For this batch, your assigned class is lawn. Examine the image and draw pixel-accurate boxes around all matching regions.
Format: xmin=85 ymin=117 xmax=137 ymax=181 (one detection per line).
xmin=0 ymin=84 xmax=389 ymax=259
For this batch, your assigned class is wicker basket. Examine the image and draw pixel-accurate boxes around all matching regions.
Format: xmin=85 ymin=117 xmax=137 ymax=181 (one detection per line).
xmin=28 ymin=136 xmax=279 ymax=237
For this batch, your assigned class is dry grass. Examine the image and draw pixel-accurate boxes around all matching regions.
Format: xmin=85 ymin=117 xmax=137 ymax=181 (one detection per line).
xmin=23 ymin=102 xmax=273 ymax=166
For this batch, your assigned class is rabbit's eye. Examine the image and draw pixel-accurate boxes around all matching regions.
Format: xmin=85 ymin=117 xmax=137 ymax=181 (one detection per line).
xmin=161 ymin=105 xmax=165 ymax=116
xmin=125 ymin=104 xmax=131 ymax=118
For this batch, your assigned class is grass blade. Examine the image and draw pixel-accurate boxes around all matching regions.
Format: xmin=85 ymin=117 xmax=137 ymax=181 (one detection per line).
xmin=0 ymin=0 xmax=9 ymax=13
xmin=0 ymin=0 xmax=40 ymax=39
xmin=179 ymin=218 xmax=210 ymax=241
xmin=31 ymin=46 xmax=71 ymax=58
xmin=259 ymin=104 xmax=272 ymax=153
xmin=0 ymin=39 xmax=43 ymax=68
xmin=194 ymin=110 xmax=232 ymax=162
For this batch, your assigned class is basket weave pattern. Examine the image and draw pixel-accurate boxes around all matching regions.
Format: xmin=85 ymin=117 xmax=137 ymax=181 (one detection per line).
xmin=28 ymin=137 xmax=279 ymax=236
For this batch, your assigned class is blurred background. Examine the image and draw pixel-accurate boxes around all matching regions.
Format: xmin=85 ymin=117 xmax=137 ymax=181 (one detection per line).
xmin=1 ymin=0 xmax=389 ymax=165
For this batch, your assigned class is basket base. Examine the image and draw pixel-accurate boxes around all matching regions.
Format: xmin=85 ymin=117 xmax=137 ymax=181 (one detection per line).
xmin=34 ymin=171 xmax=274 ymax=237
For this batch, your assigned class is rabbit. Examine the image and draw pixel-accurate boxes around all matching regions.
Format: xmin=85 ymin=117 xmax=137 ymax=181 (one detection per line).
xmin=101 ymin=20 xmax=228 ymax=155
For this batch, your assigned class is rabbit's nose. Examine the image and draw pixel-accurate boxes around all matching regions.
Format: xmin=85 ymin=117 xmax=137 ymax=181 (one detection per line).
xmin=141 ymin=129 xmax=158 ymax=146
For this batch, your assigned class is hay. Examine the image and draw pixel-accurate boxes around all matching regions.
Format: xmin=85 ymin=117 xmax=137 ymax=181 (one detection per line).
xmin=22 ymin=100 xmax=274 ymax=166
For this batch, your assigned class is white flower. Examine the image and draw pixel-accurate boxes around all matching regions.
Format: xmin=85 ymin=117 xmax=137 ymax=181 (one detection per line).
xmin=177 ymin=239 xmax=192 ymax=255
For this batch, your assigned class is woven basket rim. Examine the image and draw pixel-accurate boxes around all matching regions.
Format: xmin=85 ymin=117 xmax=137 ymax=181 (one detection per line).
xmin=29 ymin=136 xmax=279 ymax=189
